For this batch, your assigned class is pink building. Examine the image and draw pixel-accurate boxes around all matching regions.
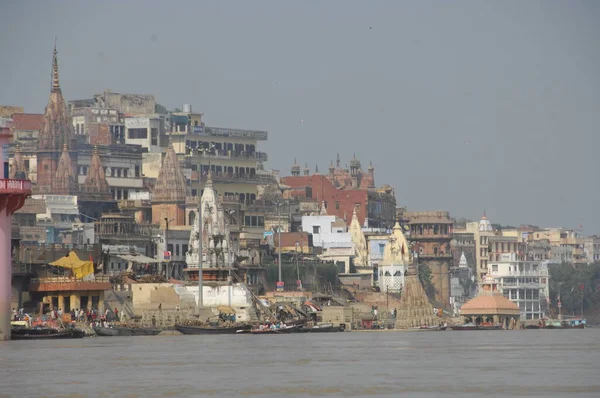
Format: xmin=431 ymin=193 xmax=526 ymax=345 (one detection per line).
xmin=1 ymin=120 xmax=31 ymax=340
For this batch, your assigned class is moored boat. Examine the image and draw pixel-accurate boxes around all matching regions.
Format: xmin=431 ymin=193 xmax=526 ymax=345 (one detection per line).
xmin=543 ymin=318 xmax=586 ymax=329
xmin=94 ymin=326 xmax=162 ymax=336
xmin=175 ymin=324 xmax=252 ymax=335
xmin=450 ymin=323 xmax=503 ymax=331
xmin=299 ymin=323 xmax=344 ymax=333
xmin=250 ymin=325 xmax=300 ymax=334
xmin=11 ymin=327 xmax=86 ymax=340
xmin=411 ymin=325 xmax=447 ymax=331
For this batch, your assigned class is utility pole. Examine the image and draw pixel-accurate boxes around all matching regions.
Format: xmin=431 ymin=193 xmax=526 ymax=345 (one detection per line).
xmin=277 ymin=201 xmax=283 ymax=288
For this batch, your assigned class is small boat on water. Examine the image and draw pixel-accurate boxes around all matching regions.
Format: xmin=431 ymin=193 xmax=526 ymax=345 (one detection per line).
xmin=175 ymin=324 xmax=252 ymax=335
xmin=250 ymin=325 xmax=301 ymax=334
xmin=411 ymin=325 xmax=447 ymax=331
xmin=544 ymin=318 xmax=586 ymax=329
xmin=11 ymin=327 xmax=86 ymax=340
xmin=94 ymin=326 xmax=162 ymax=336
xmin=450 ymin=323 xmax=503 ymax=331
xmin=299 ymin=323 xmax=344 ymax=333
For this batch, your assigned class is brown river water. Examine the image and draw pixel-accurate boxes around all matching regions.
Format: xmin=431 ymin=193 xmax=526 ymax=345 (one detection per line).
xmin=1 ymin=329 xmax=599 ymax=397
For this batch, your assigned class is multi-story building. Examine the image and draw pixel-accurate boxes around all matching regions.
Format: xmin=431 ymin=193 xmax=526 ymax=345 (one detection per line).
xmin=70 ymin=107 xmax=125 ymax=145
xmin=583 ymin=236 xmax=600 ymax=264
xmin=529 ymin=228 xmax=587 ymax=267
xmin=169 ymin=115 xmax=271 ymax=207
xmin=405 ymin=211 xmax=454 ymax=305
xmin=492 ymin=260 xmax=550 ymax=321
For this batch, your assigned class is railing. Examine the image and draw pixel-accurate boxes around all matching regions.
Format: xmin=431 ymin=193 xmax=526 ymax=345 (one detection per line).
xmin=30 ymin=275 xmax=111 ymax=284
xmin=203 ymin=127 xmax=268 ymax=140
xmin=504 ymin=270 xmax=548 ymax=277
xmin=0 ymin=178 xmax=32 ymax=192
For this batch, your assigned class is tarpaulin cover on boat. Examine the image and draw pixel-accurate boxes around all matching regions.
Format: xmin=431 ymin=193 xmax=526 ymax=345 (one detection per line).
xmin=217 ymin=306 xmax=235 ymax=314
xmin=49 ymin=251 xmax=94 ymax=279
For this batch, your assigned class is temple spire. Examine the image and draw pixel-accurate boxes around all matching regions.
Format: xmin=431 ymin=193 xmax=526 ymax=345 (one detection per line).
xmin=52 ymin=37 xmax=60 ymax=92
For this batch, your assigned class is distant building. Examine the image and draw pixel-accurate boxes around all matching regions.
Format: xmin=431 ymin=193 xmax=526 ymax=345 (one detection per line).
xmin=405 ymin=210 xmax=454 ymax=305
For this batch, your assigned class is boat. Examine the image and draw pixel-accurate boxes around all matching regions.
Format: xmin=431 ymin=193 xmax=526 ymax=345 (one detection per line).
xmin=175 ymin=324 xmax=252 ymax=335
xmin=94 ymin=326 xmax=162 ymax=336
xmin=543 ymin=318 xmax=586 ymax=329
xmin=450 ymin=323 xmax=503 ymax=331
xmin=250 ymin=325 xmax=301 ymax=334
xmin=411 ymin=325 xmax=447 ymax=331
xmin=11 ymin=327 xmax=86 ymax=340
xmin=299 ymin=323 xmax=344 ymax=333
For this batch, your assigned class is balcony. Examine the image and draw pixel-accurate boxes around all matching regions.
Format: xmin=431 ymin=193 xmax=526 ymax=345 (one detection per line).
xmin=28 ymin=275 xmax=112 ymax=292
xmin=201 ymin=173 xmax=276 ymax=185
xmin=0 ymin=178 xmax=32 ymax=195
xmin=416 ymin=253 xmax=453 ymax=260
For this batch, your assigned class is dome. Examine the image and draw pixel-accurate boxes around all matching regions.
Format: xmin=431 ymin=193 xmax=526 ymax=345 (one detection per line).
xmin=460 ymin=295 xmax=520 ymax=316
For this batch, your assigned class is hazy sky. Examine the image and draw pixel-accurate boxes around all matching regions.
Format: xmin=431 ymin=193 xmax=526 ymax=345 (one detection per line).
xmin=2 ymin=1 xmax=599 ymax=232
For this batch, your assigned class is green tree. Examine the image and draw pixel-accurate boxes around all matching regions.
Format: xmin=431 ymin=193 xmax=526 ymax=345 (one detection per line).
xmin=418 ymin=263 xmax=436 ymax=302
xmin=549 ymin=263 xmax=600 ymax=315
xmin=155 ymin=103 xmax=168 ymax=114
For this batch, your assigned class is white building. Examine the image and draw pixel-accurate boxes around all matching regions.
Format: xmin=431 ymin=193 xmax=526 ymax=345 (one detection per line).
xmin=489 ymin=257 xmax=550 ymax=320
xmin=376 ymin=223 xmax=410 ymax=293
xmin=301 ymin=215 xmax=351 ymax=249
xmin=124 ymin=115 xmax=164 ymax=153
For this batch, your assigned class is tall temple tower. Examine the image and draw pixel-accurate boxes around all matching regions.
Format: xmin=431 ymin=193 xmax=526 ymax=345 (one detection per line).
xmin=152 ymin=138 xmax=187 ymax=228
xmin=78 ymin=145 xmax=117 ymax=219
xmin=36 ymin=43 xmax=78 ymax=194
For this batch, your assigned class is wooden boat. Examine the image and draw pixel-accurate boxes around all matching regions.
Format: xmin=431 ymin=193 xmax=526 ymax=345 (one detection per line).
xmin=299 ymin=323 xmax=343 ymax=333
xmin=450 ymin=324 xmax=503 ymax=331
xmin=11 ymin=327 xmax=86 ymax=340
xmin=94 ymin=326 xmax=162 ymax=336
xmin=411 ymin=325 xmax=447 ymax=331
xmin=543 ymin=318 xmax=586 ymax=329
xmin=175 ymin=324 xmax=252 ymax=335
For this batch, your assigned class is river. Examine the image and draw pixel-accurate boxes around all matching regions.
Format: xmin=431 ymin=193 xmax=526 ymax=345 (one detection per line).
xmin=1 ymin=329 xmax=599 ymax=397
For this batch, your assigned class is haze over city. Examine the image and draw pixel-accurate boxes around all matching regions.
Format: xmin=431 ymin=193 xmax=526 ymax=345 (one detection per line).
xmin=1 ymin=0 xmax=599 ymax=232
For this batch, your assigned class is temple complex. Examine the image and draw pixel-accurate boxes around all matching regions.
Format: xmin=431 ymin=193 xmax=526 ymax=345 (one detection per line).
xmin=36 ymin=43 xmax=78 ymax=194
xmin=460 ymin=269 xmax=520 ymax=329
xmin=378 ymin=222 xmax=410 ymax=293
xmin=151 ymin=138 xmax=187 ymax=228
xmin=185 ymin=171 xmax=232 ymax=281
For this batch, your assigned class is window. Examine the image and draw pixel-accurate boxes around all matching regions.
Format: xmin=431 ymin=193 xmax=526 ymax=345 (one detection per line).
xmin=167 ymin=244 xmax=174 ymax=254
xmin=123 ymin=169 xmax=128 ymax=178
xmin=335 ymin=201 xmax=340 ymax=210
xmin=313 ymin=226 xmax=321 ymax=234
xmin=379 ymin=244 xmax=385 ymax=256
xmin=492 ymin=264 xmax=498 ymax=272
xmin=182 ymin=244 xmax=189 ymax=255
xmin=24 ymin=159 xmax=30 ymax=170
xmin=128 ymin=128 xmax=148 ymax=139
xmin=134 ymin=165 xmax=140 ymax=177
xmin=151 ymin=128 xmax=158 ymax=146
